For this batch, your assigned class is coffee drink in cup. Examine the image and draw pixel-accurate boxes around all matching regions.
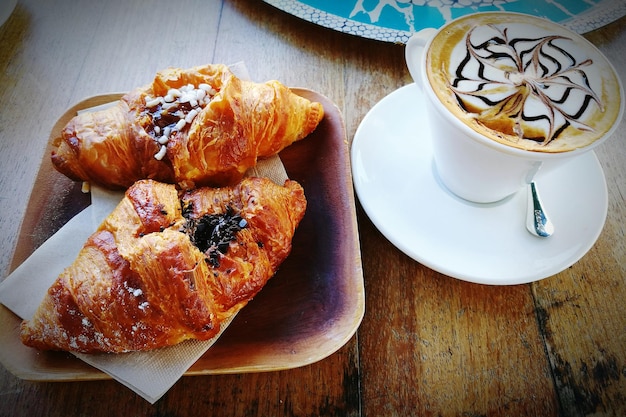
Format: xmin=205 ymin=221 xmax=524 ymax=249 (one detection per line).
xmin=426 ymin=13 xmax=622 ymax=153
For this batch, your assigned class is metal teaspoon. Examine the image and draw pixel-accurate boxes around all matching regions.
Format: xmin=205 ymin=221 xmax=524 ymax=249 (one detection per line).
xmin=526 ymin=181 xmax=554 ymax=238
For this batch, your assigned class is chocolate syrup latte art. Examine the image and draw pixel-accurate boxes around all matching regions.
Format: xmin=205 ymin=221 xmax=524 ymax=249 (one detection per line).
xmin=427 ymin=14 xmax=622 ymax=152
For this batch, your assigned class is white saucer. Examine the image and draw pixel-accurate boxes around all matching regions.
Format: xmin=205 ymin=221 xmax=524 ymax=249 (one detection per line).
xmin=351 ymin=84 xmax=608 ymax=285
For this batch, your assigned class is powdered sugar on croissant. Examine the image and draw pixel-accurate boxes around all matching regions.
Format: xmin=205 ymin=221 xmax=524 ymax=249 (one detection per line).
xmin=51 ymin=64 xmax=324 ymax=190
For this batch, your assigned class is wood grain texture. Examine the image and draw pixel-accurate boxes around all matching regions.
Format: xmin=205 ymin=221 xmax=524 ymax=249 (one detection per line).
xmin=528 ymin=17 xmax=626 ymax=417
xmin=357 ymin=210 xmax=559 ymax=417
xmin=0 ymin=342 xmax=361 ymax=417
xmin=1 ymin=0 xmax=625 ymax=415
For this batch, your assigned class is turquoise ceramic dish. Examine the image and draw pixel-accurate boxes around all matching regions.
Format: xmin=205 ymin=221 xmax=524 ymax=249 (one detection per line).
xmin=264 ymin=0 xmax=626 ymax=43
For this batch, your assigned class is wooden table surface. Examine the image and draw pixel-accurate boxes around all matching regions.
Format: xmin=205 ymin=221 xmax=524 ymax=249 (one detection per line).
xmin=1 ymin=1 xmax=625 ymax=416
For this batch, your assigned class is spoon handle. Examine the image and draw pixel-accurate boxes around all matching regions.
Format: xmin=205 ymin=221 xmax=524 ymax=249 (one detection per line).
xmin=526 ymin=182 xmax=554 ymax=238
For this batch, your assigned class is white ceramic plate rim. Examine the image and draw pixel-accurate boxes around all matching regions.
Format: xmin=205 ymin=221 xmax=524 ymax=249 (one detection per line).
xmin=351 ymin=84 xmax=608 ymax=285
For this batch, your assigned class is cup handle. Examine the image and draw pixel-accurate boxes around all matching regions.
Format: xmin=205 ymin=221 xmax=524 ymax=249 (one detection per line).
xmin=405 ymin=28 xmax=437 ymax=90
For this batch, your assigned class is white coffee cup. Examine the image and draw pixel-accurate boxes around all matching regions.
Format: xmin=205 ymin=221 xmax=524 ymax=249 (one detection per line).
xmin=406 ymin=12 xmax=624 ymax=203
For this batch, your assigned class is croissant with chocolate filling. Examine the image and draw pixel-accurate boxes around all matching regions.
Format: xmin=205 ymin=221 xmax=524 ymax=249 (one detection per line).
xmin=51 ymin=64 xmax=324 ymax=190
xmin=20 ymin=177 xmax=306 ymax=353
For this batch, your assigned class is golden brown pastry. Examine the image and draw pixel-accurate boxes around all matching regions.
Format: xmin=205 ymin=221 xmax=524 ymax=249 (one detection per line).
xmin=51 ymin=64 xmax=324 ymax=190
xmin=20 ymin=177 xmax=306 ymax=353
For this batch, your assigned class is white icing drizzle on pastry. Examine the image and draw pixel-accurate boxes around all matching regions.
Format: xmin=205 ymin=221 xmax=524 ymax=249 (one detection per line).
xmin=144 ymin=83 xmax=218 ymax=160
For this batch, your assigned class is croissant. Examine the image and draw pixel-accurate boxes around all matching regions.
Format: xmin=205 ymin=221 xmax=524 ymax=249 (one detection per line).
xmin=51 ymin=64 xmax=324 ymax=190
xmin=20 ymin=177 xmax=306 ymax=353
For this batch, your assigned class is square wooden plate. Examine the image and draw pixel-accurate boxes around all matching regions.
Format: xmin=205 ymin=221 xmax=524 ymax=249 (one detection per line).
xmin=0 ymin=88 xmax=364 ymax=380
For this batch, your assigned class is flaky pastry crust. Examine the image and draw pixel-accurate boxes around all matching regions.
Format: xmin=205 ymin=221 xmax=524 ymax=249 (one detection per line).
xmin=51 ymin=64 xmax=324 ymax=190
xmin=20 ymin=177 xmax=306 ymax=353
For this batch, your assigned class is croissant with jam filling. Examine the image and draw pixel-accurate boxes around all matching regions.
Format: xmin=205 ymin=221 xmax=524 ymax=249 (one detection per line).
xmin=51 ymin=64 xmax=324 ymax=190
xmin=20 ymin=177 xmax=306 ymax=353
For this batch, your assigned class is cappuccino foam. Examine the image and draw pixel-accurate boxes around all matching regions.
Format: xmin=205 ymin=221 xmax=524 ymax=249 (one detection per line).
xmin=426 ymin=13 xmax=622 ymax=152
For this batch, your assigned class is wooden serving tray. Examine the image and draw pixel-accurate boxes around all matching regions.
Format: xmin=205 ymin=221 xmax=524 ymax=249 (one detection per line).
xmin=0 ymin=89 xmax=364 ymax=380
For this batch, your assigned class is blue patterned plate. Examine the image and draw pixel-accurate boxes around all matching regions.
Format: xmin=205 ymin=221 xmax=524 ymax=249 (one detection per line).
xmin=263 ymin=0 xmax=626 ymax=43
